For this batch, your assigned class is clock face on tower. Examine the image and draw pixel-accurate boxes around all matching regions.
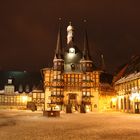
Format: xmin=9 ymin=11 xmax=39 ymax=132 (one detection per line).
xmin=69 ymin=47 xmax=75 ymax=53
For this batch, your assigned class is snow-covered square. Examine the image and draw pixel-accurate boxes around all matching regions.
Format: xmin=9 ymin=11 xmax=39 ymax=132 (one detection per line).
xmin=0 ymin=110 xmax=140 ymax=140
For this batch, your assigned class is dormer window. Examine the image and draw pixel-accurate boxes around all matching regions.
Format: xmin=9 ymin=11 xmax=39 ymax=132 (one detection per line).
xmin=8 ymin=79 xmax=12 ymax=84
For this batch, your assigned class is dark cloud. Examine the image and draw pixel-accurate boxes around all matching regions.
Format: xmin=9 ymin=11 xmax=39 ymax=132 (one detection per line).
xmin=0 ymin=0 xmax=140 ymax=73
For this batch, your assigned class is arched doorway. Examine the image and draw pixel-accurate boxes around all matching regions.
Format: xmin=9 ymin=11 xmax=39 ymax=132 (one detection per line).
xmin=124 ymin=97 xmax=127 ymax=110
xmin=121 ymin=98 xmax=123 ymax=110
xmin=66 ymin=93 xmax=78 ymax=113
xmin=128 ymin=97 xmax=131 ymax=111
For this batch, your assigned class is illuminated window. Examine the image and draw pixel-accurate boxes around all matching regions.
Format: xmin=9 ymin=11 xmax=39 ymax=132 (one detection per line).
xmin=96 ymin=74 xmax=99 ymax=79
xmin=58 ymin=75 xmax=61 ymax=79
xmin=135 ymin=80 xmax=137 ymax=86
xmin=87 ymin=75 xmax=90 ymax=80
xmin=83 ymin=75 xmax=86 ymax=80
xmin=138 ymin=79 xmax=140 ymax=86
xmin=57 ymin=92 xmax=60 ymax=95
xmin=37 ymin=93 xmax=41 ymax=98
xmin=96 ymin=79 xmax=99 ymax=83
xmin=68 ymin=78 xmax=70 ymax=82
xmin=41 ymin=93 xmax=44 ymax=98
xmin=52 ymin=91 xmax=56 ymax=95
xmin=54 ymin=75 xmax=57 ymax=79
xmin=8 ymin=79 xmax=13 ymax=84
xmin=33 ymin=93 xmax=36 ymax=98
xmin=5 ymin=85 xmax=15 ymax=94
xmin=75 ymin=78 xmax=78 ymax=82
xmin=83 ymin=92 xmax=86 ymax=96
xmin=1 ymin=96 xmax=4 ymax=102
xmin=87 ymin=92 xmax=90 ymax=96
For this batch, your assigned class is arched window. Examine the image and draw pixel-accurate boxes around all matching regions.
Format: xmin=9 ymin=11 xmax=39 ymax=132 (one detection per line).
xmin=121 ymin=98 xmax=123 ymax=110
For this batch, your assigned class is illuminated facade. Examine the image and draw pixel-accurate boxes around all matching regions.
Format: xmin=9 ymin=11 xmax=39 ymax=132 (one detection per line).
xmin=0 ymin=78 xmax=32 ymax=109
xmin=114 ymin=56 xmax=140 ymax=113
xmin=99 ymin=83 xmax=116 ymax=111
xmin=0 ymin=71 xmax=45 ymax=110
xmin=0 ymin=85 xmax=44 ymax=110
xmin=42 ymin=23 xmax=115 ymax=113
xmin=115 ymin=72 xmax=140 ymax=113
xmin=0 ymin=24 xmax=115 ymax=112
xmin=32 ymin=89 xmax=44 ymax=110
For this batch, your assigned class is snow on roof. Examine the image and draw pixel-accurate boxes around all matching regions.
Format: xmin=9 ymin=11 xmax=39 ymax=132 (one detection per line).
xmin=115 ymin=72 xmax=140 ymax=85
xmin=0 ymin=90 xmax=4 ymax=94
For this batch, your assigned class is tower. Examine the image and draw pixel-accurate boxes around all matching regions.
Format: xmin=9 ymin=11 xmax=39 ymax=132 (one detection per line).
xmin=64 ymin=22 xmax=82 ymax=72
xmin=53 ymin=23 xmax=64 ymax=71
xmin=52 ymin=23 xmax=64 ymax=110
xmin=43 ymin=22 xmax=64 ymax=112
xmin=80 ymin=25 xmax=93 ymax=72
xmin=79 ymin=25 xmax=96 ymax=112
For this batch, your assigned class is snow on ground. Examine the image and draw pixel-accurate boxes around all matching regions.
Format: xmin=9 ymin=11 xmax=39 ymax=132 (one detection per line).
xmin=0 ymin=110 xmax=140 ymax=140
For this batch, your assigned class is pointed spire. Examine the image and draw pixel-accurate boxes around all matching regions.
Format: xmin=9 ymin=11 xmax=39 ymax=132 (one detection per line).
xmin=54 ymin=18 xmax=63 ymax=59
xmin=82 ymin=20 xmax=91 ymax=60
xmin=101 ymin=54 xmax=106 ymax=71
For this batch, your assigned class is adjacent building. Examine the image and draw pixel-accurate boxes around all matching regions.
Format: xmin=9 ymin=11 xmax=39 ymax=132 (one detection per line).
xmin=114 ymin=56 xmax=140 ymax=113
xmin=0 ymin=71 xmax=43 ymax=110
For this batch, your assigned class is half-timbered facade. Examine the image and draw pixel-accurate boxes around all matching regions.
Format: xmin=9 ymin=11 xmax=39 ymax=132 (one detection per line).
xmin=114 ymin=56 xmax=140 ymax=113
xmin=42 ymin=23 xmax=114 ymax=113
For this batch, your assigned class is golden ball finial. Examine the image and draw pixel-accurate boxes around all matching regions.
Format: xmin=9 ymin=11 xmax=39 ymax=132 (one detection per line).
xmin=58 ymin=17 xmax=62 ymax=21
xmin=83 ymin=19 xmax=87 ymax=23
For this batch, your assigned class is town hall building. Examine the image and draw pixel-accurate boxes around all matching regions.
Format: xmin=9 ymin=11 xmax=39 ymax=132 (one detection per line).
xmin=42 ymin=22 xmax=115 ymax=113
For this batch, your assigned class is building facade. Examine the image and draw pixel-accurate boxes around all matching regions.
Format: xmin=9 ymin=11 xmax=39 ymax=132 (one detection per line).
xmin=0 ymin=73 xmax=43 ymax=110
xmin=115 ymin=72 xmax=140 ymax=113
xmin=114 ymin=56 xmax=140 ymax=113
xmin=0 ymin=78 xmax=32 ymax=109
xmin=99 ymin=83 xmax=116 ymax=111
xmin=42 ymin=23 xmax=115 ymax=113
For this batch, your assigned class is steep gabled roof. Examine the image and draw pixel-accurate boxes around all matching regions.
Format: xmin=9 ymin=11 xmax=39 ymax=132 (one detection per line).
xmin=82 ymin=29 xmax=91 ymax=60
xmin=54 ymin=24 xmax=63 ymax=59
xmin=114 ymin=55 xmax=140 ymax=83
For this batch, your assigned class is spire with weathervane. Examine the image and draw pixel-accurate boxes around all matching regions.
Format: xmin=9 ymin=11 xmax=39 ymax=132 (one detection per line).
xmin=83 ymin=23 xmax=91 ymax=60
xmin=53 ymin=18 xmax=64 ymax=71
xmin=80 ymin=20 xmax=93 ymax=72
xmin=101 ymin=54 xmax=106 ymax=72
xmin=54 ymin=18 xmax=63 ymax=59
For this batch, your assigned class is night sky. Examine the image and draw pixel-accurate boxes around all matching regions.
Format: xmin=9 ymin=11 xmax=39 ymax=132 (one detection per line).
xmin=0 ymin=0 xmax=140 ymax=73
